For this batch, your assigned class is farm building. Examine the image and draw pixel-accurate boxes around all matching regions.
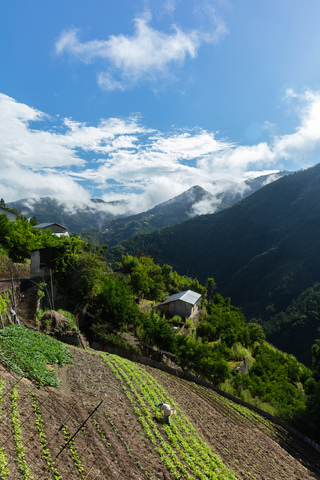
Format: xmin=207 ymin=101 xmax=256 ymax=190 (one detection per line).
xmin=159 ymin=290 xmax=201 ymax=318
xmin=30 ymin=247 xmax=56 ymax=278
xmin=33 ymin=222 xmax=69 ymax=237
xmin=0 ymin=206 xmax=17 ymax=222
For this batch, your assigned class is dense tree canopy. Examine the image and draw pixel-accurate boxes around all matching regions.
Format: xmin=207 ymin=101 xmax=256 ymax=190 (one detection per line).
xmin=0 ymin=217 xmax=318 ymax=435
xmin=0 ymin=214 xmax=56 ymax=262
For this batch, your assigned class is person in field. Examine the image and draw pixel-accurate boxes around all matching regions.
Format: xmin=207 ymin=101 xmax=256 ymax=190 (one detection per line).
xmin=155 ymin=402 xmax=172 ymax=425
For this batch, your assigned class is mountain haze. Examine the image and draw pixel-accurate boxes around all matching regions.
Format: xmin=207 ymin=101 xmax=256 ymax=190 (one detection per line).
xmin=100 ymin=185 xmax=215 ymax=246
xmin=8 ymin=172 xmax=288 ymax=242
xmin=7 ymin=197 xmax=123 ymax=232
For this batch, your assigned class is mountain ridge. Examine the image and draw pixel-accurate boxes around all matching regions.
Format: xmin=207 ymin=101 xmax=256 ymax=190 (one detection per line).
xmin=7 ymin=172 xmax=289 ymax=243
xmin=106 ymin=163 xmax=320 ymax=364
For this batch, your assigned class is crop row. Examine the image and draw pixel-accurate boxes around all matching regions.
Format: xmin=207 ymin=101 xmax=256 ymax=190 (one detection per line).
xmin=61 ymin=425 xmax=86 ymax=479
xmin=4 ymin=383 xmax=90 ymax=480
xmin=104 ymin=354 xmax=238 ymax=480
xmin=181 ymin=380 xmax=273 ymax=433
xmin=32 ymin=393 xmax=63 ymax=480
xmin=104 ymin=357 xmax=186 ymax=479
xmin=0 ymin=380 xmax=9 ymax=480
xmin=10 ymin=387 xmax=33 ymax=480
xmin=92 ymin=414 xmax=153 ymax=479
xmin=116 ymin=356 xmax=238 ymax=479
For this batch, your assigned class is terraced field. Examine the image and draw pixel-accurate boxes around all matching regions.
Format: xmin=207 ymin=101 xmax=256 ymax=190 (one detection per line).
xmin=0 ymin=347 xmax=319 ymax=479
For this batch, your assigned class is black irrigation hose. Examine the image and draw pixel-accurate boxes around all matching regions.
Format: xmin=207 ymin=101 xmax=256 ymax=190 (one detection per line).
xmin=56 ymin=400 xmax=103 ymax=459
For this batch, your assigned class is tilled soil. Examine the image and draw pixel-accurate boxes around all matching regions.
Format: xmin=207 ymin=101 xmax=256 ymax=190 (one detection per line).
xmin=149 ymin=367 xmax=320 ymax=480
xmin=0 ymin=348 xmax=319 ymax=480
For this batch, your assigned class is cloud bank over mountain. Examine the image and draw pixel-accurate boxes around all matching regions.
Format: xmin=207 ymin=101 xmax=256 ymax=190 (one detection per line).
xmin=1 ymin=89 xmax=320 ymax=214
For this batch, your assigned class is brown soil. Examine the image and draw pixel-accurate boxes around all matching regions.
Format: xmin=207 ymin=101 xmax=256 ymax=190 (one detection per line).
xmin=0 ymin=348 xmax=319 ymax=480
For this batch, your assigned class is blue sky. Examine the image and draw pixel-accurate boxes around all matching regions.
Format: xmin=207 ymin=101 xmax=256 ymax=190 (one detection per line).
xmin=1 ymin=0 xmax=320 ymax=213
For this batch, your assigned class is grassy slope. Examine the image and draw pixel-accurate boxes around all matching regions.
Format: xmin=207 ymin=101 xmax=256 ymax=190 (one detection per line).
xmin=0 ymin=345 xmax=319 ymax=480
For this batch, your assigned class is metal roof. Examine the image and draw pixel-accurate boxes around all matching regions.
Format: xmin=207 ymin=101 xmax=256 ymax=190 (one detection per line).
xmin=161 ymin=290 xmax=201 ymax=306
xmin=34 ymin=223 xmax=68 ymax=230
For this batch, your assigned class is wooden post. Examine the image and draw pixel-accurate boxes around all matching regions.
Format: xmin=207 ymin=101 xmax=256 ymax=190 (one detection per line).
xmin=50 ymin=269 xmax=55 ymax=311
xmin=11 ymin=271 xmax=16 ymax=311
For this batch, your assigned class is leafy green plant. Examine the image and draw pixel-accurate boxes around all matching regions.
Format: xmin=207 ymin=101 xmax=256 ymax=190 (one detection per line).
xmin=0 ymin=325 xmax=72 ymax=386
xmin=0 ymin=247 xmax=9 ymax=257
xmin=32 ymin=394 xmax=62 ymax=479
xmin=0 ymin=292 xmax=9 ymax=318
xmin=0 ymin=380 xmax=9 ymax=479
xmin=104 ymin=354 xmax=238 ymax=480
xmin=37 ymin=281 xmax=47 ymax=301
xmin=184 ymin=318 xmax=193 ymax=329
xmin=10 ymin=387 xmax=33 ymax=479
xmin=61 ymin=425 xmax=86 ymax=478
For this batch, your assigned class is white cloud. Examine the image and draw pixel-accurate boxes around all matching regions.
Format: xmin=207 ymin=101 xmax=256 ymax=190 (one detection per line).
xmin=162 ymin=0 xmax=178 ymax=16
xmin=0 ymin=93 xmax=84 ymax=168
xmin=151 ymin=131 xmax=229 ymax=160
xmin=2 ymin=89 xmax=320 ymax=212
xmin=0 ymin=163 xmax=90 ymax=206
xmin=55 ymin=11 xmax=225 ymax=90
xmin=97 ymin=73 xmax=126 ymax=91
xmin=273 ymin=90 xmax=320 ymax=159
xmin=198 ymin=142 xmax=276 ymax=180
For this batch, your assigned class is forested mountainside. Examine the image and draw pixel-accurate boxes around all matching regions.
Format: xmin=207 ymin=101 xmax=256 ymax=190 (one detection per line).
xmin=97 ymin=185 xmax=215 ymax=246
xmin=99 ymin=173 xmax=289 ymax=247
xmin=7 ymin=196 xmax=121 ymax=233
xmin=106 ymin=163 xmax=320 ymax=365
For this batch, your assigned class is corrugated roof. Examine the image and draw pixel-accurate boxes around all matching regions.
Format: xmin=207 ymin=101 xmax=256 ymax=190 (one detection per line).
xmin=34 ymin=223 xmax=68 ymax=230
xmin=161 ymin=290 xmax=201 ymax=306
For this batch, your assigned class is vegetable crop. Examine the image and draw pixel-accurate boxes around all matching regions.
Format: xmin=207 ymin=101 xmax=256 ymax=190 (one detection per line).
xmin=0 ymin=325 xmax=72 ymax=386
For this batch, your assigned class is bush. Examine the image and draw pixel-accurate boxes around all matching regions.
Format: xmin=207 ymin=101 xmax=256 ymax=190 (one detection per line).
xmin=0 ymin=292 xmax=9 ymax=317
xmin=185 ymin=318 xmax=193 ymax=329
xmin=91 ymin=324 xmax=141 ymax=355
xmin=231 ymin=343 xmax=253 ymax=364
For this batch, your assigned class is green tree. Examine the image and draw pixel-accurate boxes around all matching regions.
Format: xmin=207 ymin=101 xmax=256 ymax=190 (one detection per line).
xmin=304 ymin=332 xmax=320 ymax=433
xmin=68 ymin=253 xmax=105 ymax=303
xmin=130 ymin=263 xmax=150 ymax=298
xmin=121 ymin=254 xmax=139 ymax=273
xmin=311 ymin=336 xmax=320 ymax=382
xmin=50 ymin=235 xmax=84 ymax=276
xmin=93 ymin=273 xmax=139 ymax=330
xmin=0 ymin=216 xmax=55 ymax=262
xmin=29 ymin=216 xmax=38 ymax=226
xmin=205 ymin=277 xmax=216 ymax=302
xmin=248 ymin=323 xmax=266 ymax=346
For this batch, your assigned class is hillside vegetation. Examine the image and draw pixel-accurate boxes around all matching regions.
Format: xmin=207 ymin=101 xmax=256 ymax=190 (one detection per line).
xmin=0 ymin=205 xmax=320 ymax=446
xmin=0 ymin=329 xmax=319 ymax=480
xmin=106 ymin=162 xmax=320 ymax=366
